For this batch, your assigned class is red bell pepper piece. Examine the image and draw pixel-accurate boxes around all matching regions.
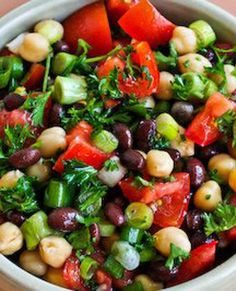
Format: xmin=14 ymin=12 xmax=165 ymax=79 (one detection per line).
xmin=97 ymin=56 xmax=125 ymax=79
xmin=106 ymin=0 xmax=138 ymax=25
xmin=21 ymin=63 xmax=45 ymax=90
xmin=54 ymin=121 xmax=111 ymax=173
xmin=185 ymin=93 xmax=235 ymax=147
xmin=168 ymin=241 xmax=218 ymax=286
xmin=118 ymin=0 xmax=175 ymax=49
xmin=63 ymin=2 xmax=112 ymax=56
xmin=63 ymin=254 xmax=88 ymax=291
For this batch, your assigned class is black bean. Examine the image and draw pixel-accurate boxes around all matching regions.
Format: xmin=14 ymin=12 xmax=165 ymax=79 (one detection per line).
xmin=164 ymin=148 xmax=181 ymax=163
xmin=53 ymin=40 xmax=70 ymax=53
xmin=0 ymin=213 xmax=5 ymax=225
xmin=6 ymin=211 xmax=26 ymax=227
xmin=148 ymin=261 xmax=179 ymax=282
xmin=197 ymin=143 xmax=222 ymax=161
xmin=89 ymin=223 xmax=101 ymax=246
xmin=48 ymin=207 xmax=79 ymax=232
xmin=49 ymin=103 xmax=64 ymax=127
xmin=190 ymin=231 xmax=209 ymax=249
xmin=171 ymin=102 xmax=194 ymax=126
xmin=9 ymin=148 xmax=41 ymax=169
xmin=4 ymin=93 xmax=25 ymax=111
xmin=135 ymin=120 xmax=156 ymax=152
xmin=112 ymin=270 xmax=134 ymax=288
xmin=186 ymin=158 xmax=206 ymax=188
xmin=120 ymin=149 xmax=146 ymax=171
xmin=113 ymin=123 xmax=133 ymax=152
xmin=202 ymin=49 xmax=216 ymax=64
xmin=186 ymin=209 xmax=204 ymax=231
xmin=104 ymin=202 xmax=125 ymax=226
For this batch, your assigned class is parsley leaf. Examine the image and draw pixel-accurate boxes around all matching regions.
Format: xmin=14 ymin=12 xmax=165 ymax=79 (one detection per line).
xmin=208 ymin=169 xmax=224 ymax=184
xmin=23 ymin=92 xmax=51 ymax=126
xmin=204 ymin=203 xmax=236 ymax=236
xmin=133 ymin=176 xmax=154 ymax=188
xmin=155 ymin=42 xmax=178 ymax=70
xmin=0 ymin=176 xmax=39 ymax=213
xmin=165 ymin=243 xmax=190 ymax=270
xmin=98 ymin=67 xmax=122 ymax=99
xmin=150 ymin=135 xmax=170 ymax=150
xmin=216 ymin=110 xmax=236 ymax=135
xmin=104 ymin=159 xmax=119 ymax=172
xmin=4 ymin=124 xmax=34 ymax=155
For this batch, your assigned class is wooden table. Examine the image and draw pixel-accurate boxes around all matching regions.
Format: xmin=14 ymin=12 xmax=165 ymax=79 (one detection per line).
xmin=0 ymin=0 xmax=236 ymax=17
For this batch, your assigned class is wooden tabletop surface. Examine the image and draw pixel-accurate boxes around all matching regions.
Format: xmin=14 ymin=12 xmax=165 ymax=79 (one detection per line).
xmin=0 ymin=0 xmax=236 ymax=17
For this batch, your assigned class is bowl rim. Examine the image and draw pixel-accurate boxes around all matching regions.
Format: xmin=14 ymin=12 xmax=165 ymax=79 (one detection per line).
xmin=0 ymin=0 xmax=236 ymax=290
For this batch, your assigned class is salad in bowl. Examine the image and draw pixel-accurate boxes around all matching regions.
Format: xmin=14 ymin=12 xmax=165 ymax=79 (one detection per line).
xmin=0 ymin=0 xmax=236 ymax=290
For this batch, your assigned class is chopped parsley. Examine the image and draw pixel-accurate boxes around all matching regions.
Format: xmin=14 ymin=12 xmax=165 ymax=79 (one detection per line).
xmin=155 ymin=42 xmax=178 ymax=70
xmin=165 ymin=243 xmax=190 ymax=270
xmin=216 ymin=110 xmax=236 ymax=136
xmin=133 ymin=176 xmax=154 ymax=188
xmin=208 ymin=169 xmax=223 ymax=184
xmin=150 ymin=135 xmax=170 ymax=150
xmin=204 ymin=203 xmax=236 ymax=236
xmin=104 ymin=159 xmax=119 ymax=172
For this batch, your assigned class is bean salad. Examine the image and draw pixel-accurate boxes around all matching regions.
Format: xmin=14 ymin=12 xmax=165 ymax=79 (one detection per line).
xmin=0 ymin=0 xmax=236 ymax=290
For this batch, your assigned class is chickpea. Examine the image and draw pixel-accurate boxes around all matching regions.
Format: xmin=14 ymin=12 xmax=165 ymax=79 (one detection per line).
xmin=34 ymin=20 xmax=64 ymax=44
xmin=194 ymin=180 xmax=222 ymax=212
xmin=43 ymin=267 xmax=67 ymax=288
xmin=141 ymin=96 xmax=156 ymax=109
xmin=19 ymin=250 xmax=48 ymax=277
xmin=178 ymin=53 xmax=212 ymax=74
xmin=0 ymin=222 xmax=23 ymax=255
xmin=228 ymin=168 xmax=236 ymax=192
xmin=0 ymin=170 xmax=24 ymax=188
xmin=171 ymin=26 xmax=197 ymax=55
xmin=146 ymin=150 xmax=174 ymax=177
xmin=39 ymin=236 xmax=72 ymax=268
xmin=135 ymin=275 xmax=163 ymax=291
xmin=37 ymin=127 xmax=67 ymax=158
xmin=19 ymin=33 xmax=50 ymax=63
xmin=208 ymin=154 xmax=236 ymax=183
xmin=153 ymin=227 xmax=191 ymax=257
xmin=156 ymin=72 xmax=174 ymax=100
xmin=26 ymin=159 xmax=51 ymax=182
xmin=171 ymin=126 xmax=195 ymax=157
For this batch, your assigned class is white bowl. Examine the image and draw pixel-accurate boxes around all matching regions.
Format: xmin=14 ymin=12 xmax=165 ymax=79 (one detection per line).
xmin=0 ymin=0 xmax=236 ymax=290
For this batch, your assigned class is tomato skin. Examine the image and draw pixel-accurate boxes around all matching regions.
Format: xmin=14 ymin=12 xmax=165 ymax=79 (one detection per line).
xmin=21 ymin=64 xmax=45 ymax=90
xmin=66 ymin=121 xmax=93 ymax=144
xmin=106 ymin=0 xmax=138 ymax=25
xmin=0 ymin=109 xmax=31 ymax=137
xmin=63 ymin=2 xmax=112 ymax=56
xmin=168 ymin=241 xmax=218 ymax=286
xmin=95 ymin=269 xmax=112 ymax=291
xmin=97 ymin=56 xmax=125 ymax=79
xmin=118 ymin=0 xmax=175 ymax=49
xmin=185 ymin=93 xmax=235 ymax=147
xmin=63 ymin=254 xmax=88 ymax=291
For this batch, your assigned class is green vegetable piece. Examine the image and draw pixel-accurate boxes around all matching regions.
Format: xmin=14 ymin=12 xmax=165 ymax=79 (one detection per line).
xmin=189 ymin=20 xmax=216 ymax=48
xmin=204 ymin=79 xmax=218 ymax=98
xmin=80 ymin=256 xmax=98 ymax=280
xmin=4 ymin=56 xmax=24 ymax=80
xmin=104 ymin=255 xmax=124 ymax=279
xmin=156 ymin=113 xmax=179 ymax=141
xmin=125 ymin=202 xmax=154 ymax=230
xmin=111 ymin=241 xmax=140 ymax=271
xmin=21 ymin=211 xmax=53 ymax=250
xmin=123 ymin=281 xmax=145 ymax=291
xmin=52 ymin=52 xmax=77 ymax=75
xmin=53 ymin=75 xmax=87 ymax=105
xmin=204 ymin=203 xmax=236 ymax=236
xmin=44 ymin=179 xmax=72 ymax=208
xmin=120 ymin=226 xmax=144 ymax=245
xmin=92 ymin=130 xmax=118 ymax=153
xmin=139 ymin=247 xmax=156 ymax=262
xmin=172 ymin=72 xmax=205 ymax=101
xmin=98 ymin=220 xmax=116 ymax=237
xmin=165 ymin=243 xmax=190 ymax=270
xmin=0 ymin=57 xmax=12 ymax=89
xmin=67 ymin=227 xmax=91 ymax=250
xmin=154 ymin=101 xmax=171 ymax=115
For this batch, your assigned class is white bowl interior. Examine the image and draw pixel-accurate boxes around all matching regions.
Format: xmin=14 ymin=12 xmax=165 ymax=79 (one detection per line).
xmin=0 ymin=0 xmax=236 ymax=290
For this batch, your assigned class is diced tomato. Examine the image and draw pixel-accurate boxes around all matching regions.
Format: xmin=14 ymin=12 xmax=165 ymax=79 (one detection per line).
xmin=185 ymin=93 xmax=235 ymax=147
xmin=95 ymin=269 xmax=112 ymax=291
xmin=63 ymin=2 xmax=112 ymax=56
xmin=119 ymin=173 xmax=190 ymax=227
xmin=168 ymin=241 xmax=218 ymax=286
xmin=0 ymin=109 xmax=31 ymax=137
xmin=118 ymin=0 xmax=175 ymax=49
xmin=0 ymin=48 xmax=14 ymax=56
xmin=104 ymin=99 xmax=121 ymax=109
xmin=106 ymin=0 xmax=138 ymax=25
xmin=21 ymin=63 xmax=45 ymax=90
xmin=66 ymin=121 xmax=93 ymax=144
xmin=63 ymin=254 xmax=88 ymax=291
xmin=97 ymin=41 xmax=159 ymax=98
xmin=119 ymin=41 xmax=160 ymax=97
